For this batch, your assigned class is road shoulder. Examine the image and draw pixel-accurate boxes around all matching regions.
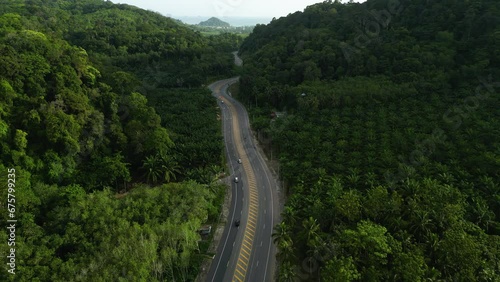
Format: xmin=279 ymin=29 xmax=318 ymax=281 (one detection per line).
xmin=196 ymin=176 xmax=232 ymax=282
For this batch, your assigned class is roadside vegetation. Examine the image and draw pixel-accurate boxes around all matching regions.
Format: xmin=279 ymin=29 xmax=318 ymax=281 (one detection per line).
xmin=238 ymin=0 xmax=500 ymax=280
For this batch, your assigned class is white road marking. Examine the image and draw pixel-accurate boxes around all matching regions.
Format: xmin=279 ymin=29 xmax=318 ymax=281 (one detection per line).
xmin=210 ymin=80 xmax=239 ymax=282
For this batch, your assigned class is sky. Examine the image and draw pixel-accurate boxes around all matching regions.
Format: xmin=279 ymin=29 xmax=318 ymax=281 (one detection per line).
xmin=113 ymin=0 xmax=365 ymax=19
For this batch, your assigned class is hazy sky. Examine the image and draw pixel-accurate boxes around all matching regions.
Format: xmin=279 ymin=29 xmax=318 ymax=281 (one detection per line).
xmin=114 ymin=0 xmax=365 ymax=18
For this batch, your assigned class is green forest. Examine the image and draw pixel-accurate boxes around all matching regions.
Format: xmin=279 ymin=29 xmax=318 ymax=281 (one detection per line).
xmin=1 ymin=0 xmax=499 ymax=281
xmin=237 ymin=0 xmax=500 ymax=281
xmin=0 ymin=0 xmax=239 ymax=281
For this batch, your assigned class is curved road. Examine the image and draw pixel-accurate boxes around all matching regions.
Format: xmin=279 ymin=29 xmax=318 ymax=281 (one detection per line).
xmin=206 ymin=77 xmax=280 ymax=282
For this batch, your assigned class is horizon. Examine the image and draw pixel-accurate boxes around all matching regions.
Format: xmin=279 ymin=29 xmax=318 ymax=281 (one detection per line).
xmin=176 ymin=15 xmax=273 ymax=26
xmin=113 ymin=0 xmax=366 ymax=19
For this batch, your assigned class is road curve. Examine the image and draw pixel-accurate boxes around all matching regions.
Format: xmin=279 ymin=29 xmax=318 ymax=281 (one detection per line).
xmin=206 ymin=78 xmax=280 ymax=282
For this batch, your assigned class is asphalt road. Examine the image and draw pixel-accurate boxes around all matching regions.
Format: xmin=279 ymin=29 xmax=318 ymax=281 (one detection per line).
xmin=206 ymin=78 xmax=280 ymax=282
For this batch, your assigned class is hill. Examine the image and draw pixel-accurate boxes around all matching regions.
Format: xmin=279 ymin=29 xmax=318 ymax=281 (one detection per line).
xmin=0 ymin=0 xmax=237 ymax=280
xmin=198 ymin=17 xmax=231 ymax=27
xmin=237 ymin=0 xmax=500 ymax=280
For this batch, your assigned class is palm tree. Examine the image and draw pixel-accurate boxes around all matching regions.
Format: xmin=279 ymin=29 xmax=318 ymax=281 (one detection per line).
xmin=273 ymin=222 xmax=291 ymax=245
xmin=471 ymin=197 xmax=496 ymax=232
xmin=142 ymin=154 xmax=162 ymax=185
xmin=364 ymin=172 xmax=377 ymax=188
xmin=302 ymin=217 xmax=320 ymax=248
xmin=272 ymin=222 xmax=295 ymax=261
xmin=208 ymin=165 xmax=223 ymax=183
xmin=282 ymin=206 xmax=297 ymax=227
xmin=409 ymin=209 xmax=434 ymax=241
xmin=346 ymin=168 xmax=361 ymax=188
xmin=300 ymin=217 xmax=321 ymax=273
xmin=160 ymin=153 xmax=181 ymax=183
xmin=278 ymin=261 xmax=297 ymax=282
xmin=301 ymin=216 xmax=320 ymax=276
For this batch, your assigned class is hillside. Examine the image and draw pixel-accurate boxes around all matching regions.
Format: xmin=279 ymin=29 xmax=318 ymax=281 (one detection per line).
xmin=0 ymin=0 xmax=235 ymax=280
xmin=237 ymin=0 xmax=500 ymax=280
xmin=198 ymin=17 xmax=231 ymax=27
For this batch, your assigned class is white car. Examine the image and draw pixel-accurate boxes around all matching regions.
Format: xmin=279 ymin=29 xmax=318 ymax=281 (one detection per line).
xmin=234 ymin=177 xmax=239 ymax=183
xmin=237 ymin=158 xmax=242 ymax=164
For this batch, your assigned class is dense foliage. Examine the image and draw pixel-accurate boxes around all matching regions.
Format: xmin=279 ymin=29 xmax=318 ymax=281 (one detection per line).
xmin=238 ymin=0 xmax=500 ymax=280
xmin=0 ymin=0 xmax=235 ymax=280
xmin=146 ymin=88 xmax=226 ymax=185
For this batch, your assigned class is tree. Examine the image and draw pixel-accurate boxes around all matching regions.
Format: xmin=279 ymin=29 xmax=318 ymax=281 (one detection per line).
xmin=300 ymin=217 xmax=320 ymax=249
xmin=341 ymin=221 xmax=393 ymax=279
xmin=321 ymin=256 xmax=361 ymax=282
xmin=142 ymin=154 xmax=162 ymax=185
xmin=160 ymin=153 xmax=180 ymax=183
xmin=278 ymin=261 xmax=297 ymax=282
xmin=335 ymin=190 xmax=362 ymax=222
xmin=436 ymin=224 xmax=484 ymax=280
xmin=273 ymin=221 xmax=294 ymax=261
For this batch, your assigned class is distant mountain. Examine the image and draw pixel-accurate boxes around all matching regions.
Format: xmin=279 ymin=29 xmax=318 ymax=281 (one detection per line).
xmin=177 ymin=16 xmax=271 ymax=27
xmin=198 ymin=17 xmax=231 ymax=27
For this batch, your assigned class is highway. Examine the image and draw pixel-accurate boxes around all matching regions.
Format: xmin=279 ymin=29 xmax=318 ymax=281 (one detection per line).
xmin=206 ymin=78 xmax=280 ymax=282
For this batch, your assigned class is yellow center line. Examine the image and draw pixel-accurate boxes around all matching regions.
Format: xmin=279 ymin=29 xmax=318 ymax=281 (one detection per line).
xmin=246 ymin=220 xmax=256 ymax=228
xmin=241 ymin=246 xmax=251 ymax=256
xmin=243 ymin=239 xmax=253 ymax=249
xmin=235 ymin=269 xmax=245 ymax=279
xmin=242 ymin=242 xmax=252 ymax=251
xmin=248 ymin=215 xmax=257 ymax=223
xmin=236 ymin=261 xmax=246 ymax=271
xmin=241 ymin=249 xmax=251 ymax=259
xmin=243 ymin=238 xmax=254 ymax=246
xmin=220 ymin=92 xmax=259 ymax=282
